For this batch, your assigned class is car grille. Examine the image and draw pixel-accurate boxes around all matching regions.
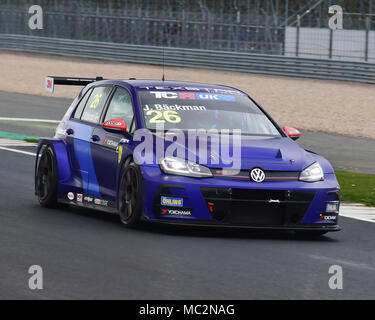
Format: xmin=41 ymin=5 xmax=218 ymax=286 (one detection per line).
xmin=201 ymin=187 xmax=315 ymax=226
xmin=210 ymin=168 xmax=300 ymax=181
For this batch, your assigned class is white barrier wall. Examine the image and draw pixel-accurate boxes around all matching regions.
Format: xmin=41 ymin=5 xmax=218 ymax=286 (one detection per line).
xmin=285 ymin=27 xmax=375 ymax=62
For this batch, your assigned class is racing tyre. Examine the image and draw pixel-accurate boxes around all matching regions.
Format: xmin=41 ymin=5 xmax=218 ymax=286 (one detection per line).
xmin=118 ymin=161 xmax=143 ymax=228
xmin=36 ymin=145 xmax=58 ymax=208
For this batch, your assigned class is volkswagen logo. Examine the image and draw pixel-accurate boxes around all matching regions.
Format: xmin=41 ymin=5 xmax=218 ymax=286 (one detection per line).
xmin=250 ymin=168 xmax=265 ymax=183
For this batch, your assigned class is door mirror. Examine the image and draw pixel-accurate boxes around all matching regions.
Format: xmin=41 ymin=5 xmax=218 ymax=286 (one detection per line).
xmin=283 ymin=126 xmax=300 ymax=140
xmin=102 ymin=119 xmax=127 ymax=133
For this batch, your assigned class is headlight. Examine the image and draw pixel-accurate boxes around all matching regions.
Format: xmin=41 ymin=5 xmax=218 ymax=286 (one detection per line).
xmin=159 ymin=157 xmax=213 ymax=178
xmin=299 ymin=162 xmax=324 ymax=182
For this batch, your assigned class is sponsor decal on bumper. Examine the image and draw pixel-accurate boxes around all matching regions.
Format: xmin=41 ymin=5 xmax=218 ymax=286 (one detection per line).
xmin=320 ymin=213 xmax=338 ymax=222
xmin=161 ymin=208 xmax=192 ymax=217
xmin=77 ymin=193 xmax=83 ymax=202
xmin=94 ymin=198 xmax=109 ymax=207
xmin=84 ymin=196 xmax=93 ymax=203
xmin=161 ymin=196 xmax=183 ymax=207
xmin=326 ymin=202 xmax=339 ymax=212
xmin=67 ymin=192 xmax=74 ymax=201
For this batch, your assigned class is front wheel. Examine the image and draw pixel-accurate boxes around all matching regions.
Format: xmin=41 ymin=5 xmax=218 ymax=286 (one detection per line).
xmin=36 ymin=145 xmax=58 ymax=208
xmin=118 ymin=162 xmax=143 ymax=228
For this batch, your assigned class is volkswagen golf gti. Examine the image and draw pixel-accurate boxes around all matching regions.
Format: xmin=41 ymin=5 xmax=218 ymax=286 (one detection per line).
xmin=35 ymin=76 xmax=341 ymax=236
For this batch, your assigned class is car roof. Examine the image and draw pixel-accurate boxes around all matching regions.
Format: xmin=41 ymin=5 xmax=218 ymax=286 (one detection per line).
xmin=107 ymin=79 xmax=247 ymax=94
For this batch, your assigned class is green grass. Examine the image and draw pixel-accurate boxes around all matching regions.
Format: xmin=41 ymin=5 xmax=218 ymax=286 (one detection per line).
xmin=335 ymin=170 xmax=375 ymax=206
xmin=0 ymin=120 xmax=57 ymax=130
xmin=23 ymin=138 xmax=39 ymax=143
xmin=0 ymin=130 xmax=39 ymax=141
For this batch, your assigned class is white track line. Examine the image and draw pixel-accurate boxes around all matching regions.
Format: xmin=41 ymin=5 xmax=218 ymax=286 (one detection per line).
xmin=0 ymin=146 xmax=36 ymax=157
xmin=340 ymin=214 xmax=375 ymax=224
xmin=0 ymin=139 xmax=37 ymax=147
xmin=340 ymin=205 xmax=375 ymax=224
xmin=0 ymin=117 xmax=60 ymax=123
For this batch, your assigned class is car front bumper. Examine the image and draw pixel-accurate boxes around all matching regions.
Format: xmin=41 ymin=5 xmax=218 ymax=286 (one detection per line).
xmin=140 ymin=166 xmax=341 ymax=231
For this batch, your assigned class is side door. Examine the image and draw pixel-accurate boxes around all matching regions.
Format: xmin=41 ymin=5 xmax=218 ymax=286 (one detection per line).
xmin=65 ymin=85 xmax=113 ymax=198
xmin=91 ymin=86 xmax=136 ymax=202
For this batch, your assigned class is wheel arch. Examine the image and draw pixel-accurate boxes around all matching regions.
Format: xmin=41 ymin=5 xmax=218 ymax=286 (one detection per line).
xmin=35 ymin=138 xmax=71 ymax=195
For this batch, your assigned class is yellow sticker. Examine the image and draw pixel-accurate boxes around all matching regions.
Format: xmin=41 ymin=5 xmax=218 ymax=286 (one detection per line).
xmin=118 ymin=145 xmax=123 ymax=164
xmin=164 ymin=110 xmax=181 ymax=123
xmin=327 ymin=203 xmax=337 ymax=211
xmin=146 ymin=110 xmax=181 ymax=124
xmin=89 ymin=94 xmax=102 ymax=109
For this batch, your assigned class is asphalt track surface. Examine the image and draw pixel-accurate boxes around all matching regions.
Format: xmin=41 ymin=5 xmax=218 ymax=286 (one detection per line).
xmin=1 ymin=91 xmax=375 ymax=300
xmin=1 ymin=147 xmax=375 ymax=300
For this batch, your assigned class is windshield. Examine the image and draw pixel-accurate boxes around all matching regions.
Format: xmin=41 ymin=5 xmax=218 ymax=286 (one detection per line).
xmin=137 ymin=90 xmax=281 ymax=136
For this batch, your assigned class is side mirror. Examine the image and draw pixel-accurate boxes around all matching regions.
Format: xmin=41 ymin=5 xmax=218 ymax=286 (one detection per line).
xmin=102 ymin=119 xmax=127 ymax=133
xmin=283 ymin=126 xmax=300 ymax=140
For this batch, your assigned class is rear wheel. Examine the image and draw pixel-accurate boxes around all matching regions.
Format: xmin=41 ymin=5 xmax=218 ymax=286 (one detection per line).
xmin=118 ymin=162 xmax=143 ymax=228
xmin=36 ymin=145 xmax=58 ymax=208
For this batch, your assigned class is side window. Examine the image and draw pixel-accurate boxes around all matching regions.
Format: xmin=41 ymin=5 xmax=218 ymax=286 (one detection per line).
xmin=81 ymin=86 xmax=112 ymax=124
xmin=73 ymin=88 xmax=92 ymax=120
xmin=104 ymin=87 xmax=135 ymax=132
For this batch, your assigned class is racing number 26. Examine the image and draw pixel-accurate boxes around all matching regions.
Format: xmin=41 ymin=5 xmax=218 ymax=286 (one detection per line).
xmin=146 ymin=110 xmax=181 ymax=124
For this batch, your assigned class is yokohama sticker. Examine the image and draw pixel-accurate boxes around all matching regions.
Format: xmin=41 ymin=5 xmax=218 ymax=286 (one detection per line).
xmin=320 ymin=213 xmax=337 ymax=222
xmin=161 ymin=208 xmax=192 ymax=216
xmin=103 ymin=136 xmax=121 ymax=149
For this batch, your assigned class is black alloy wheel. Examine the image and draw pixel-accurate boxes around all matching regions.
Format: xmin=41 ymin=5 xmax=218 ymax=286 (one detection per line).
xmin=118 ymin=162 xmax=143 ymax=227
xmin=36 ymin=145 xmax=58 ymax=207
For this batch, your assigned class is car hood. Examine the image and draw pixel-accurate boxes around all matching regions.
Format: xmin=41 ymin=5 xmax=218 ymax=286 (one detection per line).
xmin=155 ymin=133 xmax=332 ymax=172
